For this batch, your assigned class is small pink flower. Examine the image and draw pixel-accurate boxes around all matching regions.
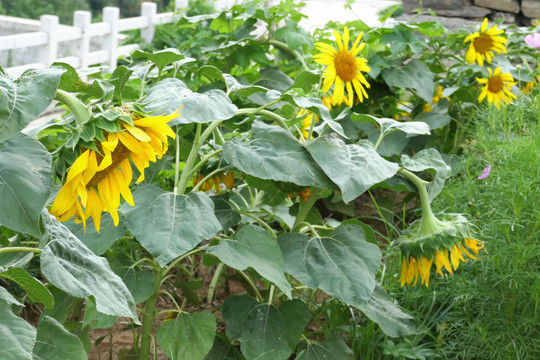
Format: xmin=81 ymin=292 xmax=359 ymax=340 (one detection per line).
xmin=478 ymin=165 xmax=491 ymax=180
xmin=525 ymin=33 xmax=540 ymax=48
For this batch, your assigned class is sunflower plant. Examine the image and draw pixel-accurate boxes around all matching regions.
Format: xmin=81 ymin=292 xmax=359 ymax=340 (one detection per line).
xmin=0 ymin=1 xmax=539 ymax=358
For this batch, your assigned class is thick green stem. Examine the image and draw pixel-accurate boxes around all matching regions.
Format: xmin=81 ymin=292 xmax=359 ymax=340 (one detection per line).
xmin=235 ymin=108 xmax=289 ymax=130
xmin=0 ymin=247 xmax=42 ymax=255
xmin=176 ymin=120 xmax=226 ymax=195
xmin=173 ymin=126 xmax=181 ymax=195
xmin=267 ymin=39 xmax=309 ymax=71
xmin=292 ymin=188 xmax=323 ymax=232
xmin=54 ymin=89 xmax=92 ymax=125
xmin=206 ymin=263 xmax=225 ymax=304
xmin=398 ymin=168 xmax=446 ymax=234
xmin=139 ymin=263 xmax=163 ymax=359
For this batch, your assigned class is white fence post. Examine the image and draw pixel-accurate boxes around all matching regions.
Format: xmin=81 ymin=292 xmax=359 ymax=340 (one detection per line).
xmin=141 ymin=2 xmax=157 ymax=44
xmin=175 ymin=0 xmax=188 ymax=10
xmin=103 ymin=7 xmax=119 ymax=71
xmin=74 ymin=11 xmax=91 ymax=69
xmin=40 ymin=15 xmax=59 ymax=66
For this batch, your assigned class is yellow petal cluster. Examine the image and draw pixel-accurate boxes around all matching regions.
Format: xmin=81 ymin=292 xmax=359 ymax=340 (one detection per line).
xmin=464 ymin=18 xmax=507 ymax=66
xmin=50 ymin=110 xmax=179 ymax=232
xmin=399 ymin=238 xmax=484 ymax=287
xmin=476 ymin=67 xmax=517 ymax=108
xmin=314 ymin=27 xmax=370 ymax=106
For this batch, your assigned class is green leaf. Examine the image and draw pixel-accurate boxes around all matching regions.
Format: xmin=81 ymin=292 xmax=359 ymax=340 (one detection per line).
xmin=109 ymin=255 xmax=155 ymax=304
xmin=53 ymin=62 xmax=113 ymax=102
xmin=281 ymin=95 xmax=345 ymax=137
xmin=254 ymin=68 xmax=293 ymax=92
xmin=288 ymin=71 xmax=320 ymax=93
xmin=208 ymin=225 xmax=291 ymax=298
xmin=358 ymin=284 xmax=419 ymax=337
xmin=40 ymin=212 xmax=138 ymax=322
xmin=381 ymin=60 xmax=434 ymax=103
xmin=0 ymin=67 xmax=64 ymax=143
xmin=304 ymin=136 xmax=399 ymax=202
xmin=414 ymin=112 xmax=451 ymax=130
xmin=143 ymin=78 xmax=238 ymax=125
xmin=131 ymin=48 xmax=185 ymax=74
xmin=81 ymin=297 xmax=117 ymax=330
xmin=223 ymin=121 xmax=335 ymax=189
xmin=274 ymin=19 xmax=313 ymax=50
xmin=64 ymin=213 xmax=125 ymax=255
xmin=0 ymin=286 xmax=23 ymax=306
xmin=400 ymin=148 xmax=450 ymax=202
xmin=277 ymin=224 xmax=381 ymax=307
xmin=296 ymin=336 xmax=354 ymax=360
xmin=211 ymin=194 xmax=241 ymax=231
xmin=32 ymin=316 xmax=86 ymax=360
xmin=0 ymin=134 xmax=51 ymax=237
xmin=223 ymin=296 xmax=310 ymax=360
xmin=109 ymin=65 xmax=133 ymax=104
xmin=205 ymin=335 xmax=245 ymax=360
xmin=0 ymin=299 xmax=36 ymax=360
xmin=351 ymin=113 xmax=430 ymax=138
xmin=0 ymin=267 xmax=54 ymax=309
xmin=122 ymin=185 xmax=222 ymax=266
xmin=157 ymin=311 xmax=216 ymax=360
xmin=223 ymin=73 xmax=268 ymax=97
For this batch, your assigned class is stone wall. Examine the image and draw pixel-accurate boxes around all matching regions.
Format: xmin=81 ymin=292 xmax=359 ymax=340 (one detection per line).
xmin=402 ymin=0 xmax=540 ymax=25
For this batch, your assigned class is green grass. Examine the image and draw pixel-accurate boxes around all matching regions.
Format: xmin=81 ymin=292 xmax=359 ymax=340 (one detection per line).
xmin=374 ymin=92 xmax=540 ymax=359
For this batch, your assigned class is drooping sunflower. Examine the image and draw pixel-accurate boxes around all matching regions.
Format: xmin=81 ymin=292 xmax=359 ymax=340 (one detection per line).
xmin=49 ymin=109 xmax=179 ymax=232
xmin=397 ymin=213 xmax=484 ymax=287
xmin=314 ymin=27 xmax=371 ymax=106
xmin=464 ymin=18 xmax=507 ymax=66
xmin=476 ymin=66 xmax=517 ymax=108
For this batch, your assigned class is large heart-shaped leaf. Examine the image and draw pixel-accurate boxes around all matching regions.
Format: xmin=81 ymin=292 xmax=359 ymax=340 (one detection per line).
xmin=0 ymin=299 xmax=36 ymax=360
xmin=131 ymin=48 xmax=185 ymax=74
xmin=351 ymin=113 xmax=430 ymax=138
xmin=0 ymin=134 xmax=51 ymax=237
xmin=64 ymin=213 xmax=125 ymax=255
xmin=40 ymin=212 xmax=138 ymax=321
xmin=381 ymin=60 xmax=434 ymax=103
xmin=223 ymin=296 xmax=310 ymax=360
xmin=358 ymin=284 xmax=419 ymax=338
xmin=157 ymin=311 xmax=216 ymax=360
xmin=305 ymin=136 xmax=399 ymax=202
xmin=109 ymin=255 xmax=155 ymax=304
xmin=0 ymin=67 xmax=64 ymax=143
xmin=122 ymin=185 xmax=222 ymax=266
xmin=208 ymin=225 xmax=291 ymax=298
xmin=400 ymin=148 xmax=450 ymax=201
xmin=0 ymin=267 xmax=54 ymax=309
xmin=223 ymin=121 xmax=334 ymax=189
xmin=143 ymin=78 xmax=237 ymax=125
xmin=277 ymin=224 xmax=381 ymax=307
xmin=296 ymin=336 xmax=354 ymax=360
xmin=33 ymin=316 xmax=86 ymax=360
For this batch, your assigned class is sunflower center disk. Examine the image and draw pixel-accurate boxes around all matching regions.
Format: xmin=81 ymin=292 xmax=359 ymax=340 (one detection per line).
xmin=474 ymin=34 xmax=493 ymax=53
xmin=87 ymin=142 xmax=131 ymax=188
xmin=335 ymin=50 xmax=357 ymax=82
xmin=488 ymin=76 xmax=504 ymax=93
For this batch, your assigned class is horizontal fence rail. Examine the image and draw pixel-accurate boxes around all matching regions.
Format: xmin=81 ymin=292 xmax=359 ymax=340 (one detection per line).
xmin=0 ymin=0 xmax=247 ymax=77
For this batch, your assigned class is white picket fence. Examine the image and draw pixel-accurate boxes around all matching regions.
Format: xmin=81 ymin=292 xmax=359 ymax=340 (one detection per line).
xmin=0 ymin=0 xmax=249 ymax=77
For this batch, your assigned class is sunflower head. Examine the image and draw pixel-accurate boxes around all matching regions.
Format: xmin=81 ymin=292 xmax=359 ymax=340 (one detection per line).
xmin=50 ymin=106 xmax=180 ymax=232
xmin=397 ymin=213 xmax=484 ymax=287
xmin=476 ymin=66 xmax=517 ymax=109
xmin=464 ymin=18 xmax=507 ymax=66
xmin=314 ymin=27 xmax=371 ymax=106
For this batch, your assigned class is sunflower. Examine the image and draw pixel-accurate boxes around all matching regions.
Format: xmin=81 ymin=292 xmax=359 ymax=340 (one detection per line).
xmin=476 ymin=67 xmax=517 ymax=108
xmin=49 ymin=110 xmax=179 ymax=232
xmin=464 ymin=18 xmax=507 ymax=66
xmin=400 ymin=237 xmax=484 ymax=287
xmin=314 ymin=27 xmax=371 ymax=106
